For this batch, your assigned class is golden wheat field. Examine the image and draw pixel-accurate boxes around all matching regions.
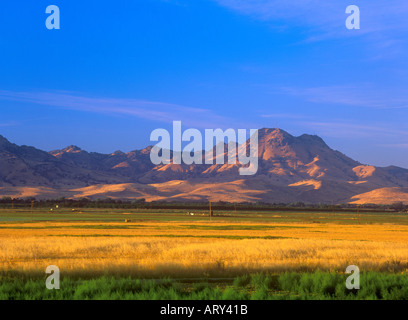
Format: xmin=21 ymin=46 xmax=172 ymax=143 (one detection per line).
xmin=1 ymin=215 xmax=408 ymax=277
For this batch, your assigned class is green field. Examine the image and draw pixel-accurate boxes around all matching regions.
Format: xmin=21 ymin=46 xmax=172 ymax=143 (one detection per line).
xmin=1 ymin=207 xmax=408 ymax=225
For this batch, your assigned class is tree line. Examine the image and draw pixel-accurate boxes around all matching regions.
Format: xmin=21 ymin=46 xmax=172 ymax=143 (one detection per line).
xmin=0 ymin=197 xmax=406 ymax=212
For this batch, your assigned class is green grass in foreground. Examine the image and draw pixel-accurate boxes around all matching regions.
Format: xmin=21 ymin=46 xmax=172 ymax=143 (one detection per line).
xmin=1 ymin=272 xmax=408 ymax=300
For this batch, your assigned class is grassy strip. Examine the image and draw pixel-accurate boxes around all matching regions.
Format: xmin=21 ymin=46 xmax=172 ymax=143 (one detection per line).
xmin=1 ymin=272 xmax=408 ymax=300
xmin=179 ymin=225 xmax=307 ymax=231
xmin=46 ymin=234 xmax=289 ymax=240
xmin=0 ymin=225 xmax=148 ymax=230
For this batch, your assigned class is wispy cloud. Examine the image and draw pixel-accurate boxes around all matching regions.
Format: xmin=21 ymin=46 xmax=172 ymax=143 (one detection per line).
xmin=215 ymin=0 xmax=344 ymax=29
xmin=214 ymin=0 xmax=408 ymax=46
xmin=261 ymin=113 xmax=311 ymax=119
xmin=280 ymin=85 xmax=408 ymax=109
xmin=298 ymin=120 xmax=408 ymax=139
xmin=0 ymin=90 xmax=236 ymax=129
xmin=0 ymin=121 xmax=20 ymax=127
xmin=378 ymin=143 xmax=408 ymax=149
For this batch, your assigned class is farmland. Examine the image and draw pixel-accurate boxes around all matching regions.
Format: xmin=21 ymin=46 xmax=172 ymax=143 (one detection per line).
xmin=1 ymin=208 xmax=408 ymax=299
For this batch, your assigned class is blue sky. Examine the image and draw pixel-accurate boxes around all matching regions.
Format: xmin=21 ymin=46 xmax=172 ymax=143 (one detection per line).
xmin=0 ymin=0 xmax=407 ymax=168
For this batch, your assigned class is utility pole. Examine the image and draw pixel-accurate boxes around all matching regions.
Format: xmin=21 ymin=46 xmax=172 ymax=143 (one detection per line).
xmin=234 ymin=203 xmax=237 ymax=215
xmin=12 ymin=198 xmax=14 ymax=210
xmin=209 ymin=201 xmax=212 ymax=221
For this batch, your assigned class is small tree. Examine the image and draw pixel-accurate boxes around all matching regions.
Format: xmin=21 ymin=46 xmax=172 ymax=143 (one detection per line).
xmin=391 ymin=202 xmax=404 ymax=212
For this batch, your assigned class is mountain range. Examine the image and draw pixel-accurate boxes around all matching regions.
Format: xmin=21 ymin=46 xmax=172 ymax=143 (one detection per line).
xmin=1 ymin=129 xmax=407 ymax=204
